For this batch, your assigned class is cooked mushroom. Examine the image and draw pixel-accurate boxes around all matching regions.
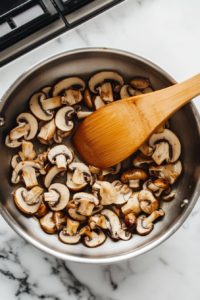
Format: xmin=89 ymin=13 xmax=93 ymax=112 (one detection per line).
xmin=121 ymin=192 xmax=141 ymax=216
xmin=59 ymin=218 xmax=81 ymax=244
xmin=14 ymin=186 xmax=43 ymax=214
xmin=149 ymin=129 xmax=181 ymax=164
xmin=73 ymin=192 xmax=99 ymax=216
xmin=154 ymin=121 xmax=166 ymax=134
xmin=35 ymin=151 xmax=48 ymax=165
xmin=80 ymin=225 xmax=106 ymax=248
xmin=143 ymin=178 xmax=170 ymax=197
xmin=21 ymin=140 xmax=36 ymax=160
xmin=29 ymin=92 xmax=63 ymax=121
xmin=149 ymin=160 xmax=182 ymax=184
xmin=66 ymin=172 xmax=88 ymax=191
xmin=124 ymin=213 xmax=137 ymax=231
xmin=132 ymin=152 xmax=153 ymax=167
xmin=92 ymin=181 xmax=117 ymax=205
xmin=101 ymin=162 xmax=121 ymax=177
xmin=40 ymin=211 xmax=56 ymax=234
xmin=44 ymin=183 xmax=70 ymax=211
xmin=139 ymin=142 xmax=153 ymax=156
xmin=138 ymin=190 xmax=159 ymax=214
xmin=6 ymin=113 xmax=38 ymax=148
xmin=52 ymin=77 xmax=85 ymax=97
xmin=11 ymin=154 xmax=22 ymax=169
xmin=63 ymin=89 xmax=83 ymax=106
xmin=151 ymin=142 xmax=170 ymax=165
xmin=53 ymin=211 xmax=66 ymax=231
xmin=129 ymin=77 xmax=149 ymax=89
xmin=162 ymin=190 xmax=176 ymax=201
xmin=43 ymin=165 xmax=65 ymax=188
xmin=55 ymin=106 xmax=75 ymax=136
xmin=136 ymin=209 xmax=165 ymax=235
xmin=120 ymin=85 xmax=135 ymax=99
xmin=41 ymin=86 xmax=52 ymax=98
xmin=53 ymin=128 xmax=72 ymax=144
xmin=35 ymin=201 xmax=48 ymax=217
xmin=89 ymin=209 xmax=131 ymax=240
xmin=48 ymin=145 xmax=74 ymax=169
xmin=66 ymin=200 xmax=87 ymax=222
xmin=68 ymin=162 xmax=91 ymax=186
xmin=11 ymin=160 xmax=46 ymax=188
xmin=143 ymin=87 xmax=154 ymax=94
xmin=75 ymin=106 xmax=92 ymax=119
xmin=111 ymin=180 xmax=132 ymax=205
xmin=121 ymin=169 xmax=148 ymax=188
xmin=92 ymin=95 xmax=105 ymax=110
xmin=37 ymin=118 xmax=56 ymax=145
xmin=83 ymin=88 xmax=93 ymax=109
xmin=89 ymin=71 xmax=124 ymax=94
xmin=98 ymin=82 xmax=114 ymax=103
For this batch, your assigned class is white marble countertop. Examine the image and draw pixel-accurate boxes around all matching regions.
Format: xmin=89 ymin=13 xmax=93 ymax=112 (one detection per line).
xmin=1 ymin=0 xmax=200 ymax=299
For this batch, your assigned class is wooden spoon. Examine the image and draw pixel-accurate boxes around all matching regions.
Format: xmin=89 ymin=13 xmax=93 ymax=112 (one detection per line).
xmin=73 ymin=74 xmax=200 ymax=169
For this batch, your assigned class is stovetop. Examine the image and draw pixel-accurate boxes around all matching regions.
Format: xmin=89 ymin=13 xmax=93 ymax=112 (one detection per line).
xmin=0 ymin=0 xmax=124 ymax=67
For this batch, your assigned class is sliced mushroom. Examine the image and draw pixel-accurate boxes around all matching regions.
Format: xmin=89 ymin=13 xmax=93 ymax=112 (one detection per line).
xmin=62 ymin=89 xmax=83 ymax=106
xmin=111 ymin=180 xmax=132 ymax=205
xmin=149 ymin=129 xmax=181 ymax=164
xmin=55 ymin=106 xmax=75 ymax=134
xmin=29 ymin=92 xmax=54 ymax=121
xmin=154 ymin=121 xmax=166 ymax=134
xmin=53 ymin=128 xmax=72 ymax=144
xmin=11 ymin=154 xmax=22 ymax=169
xmin=151 ymin=142 xmax=170 ymax=165
xmin=36 ymin=151 xmax=48 ymax=165
xmin=136 ymin=209 xmax=165 ymax=235
xmin=143 ymin=178 xmax=170 ymax=197
xmin=92 ymin=95 xmax=105 ymax=110
xmin=6 ymin=113 xmax=38 ymax=148
xmin=132 ymin=152 xmax=153 ymax=167
xmin=124 ymin=213 xmax=137 ymax=231
xmin=92 ymin=181 xmax=117 ymax=205
xmin=37 ymin=118 xmax=56 ymax=145
xmin=120 ymin=85 xmax=135 ymax=99
xmin=59 ymin=218 xmax=81 ymax=244
xmin=121 ymin=169 xmax=148 ymax=188
xmin=80 ymin=226 xmax=106 ymax=248
xmin=89 ymin=209 xmax=131 ymax=240
xmin=139 ymin=142 xmax=153 ymax=156
xmin=162 ymin=190 xmax=176 ymax=201
xmin=89 ymin=165 xmax=101 ymax=186
xmin=52 ymin=77 xmax=85 ymax=97
xmin=14 ymin=186 xmax=43 ymax=214
xmin=68 ymin=162 xmax=91 ymax=186
xmin=11 ymin=160 xmax=46 ymax=188
xmin=44 ymin=183 xmax=70 ymax=211
xmin=41 ymin=86 xmax=52 ymax=98
xmin=48 ymin=145 xmax=74 ymax=169
xmin=66 ymin=171 xmax=88 ymax=192
xmin=21 ymin=140 xmax=36 ymax=160
xmin=76 ymin=109 xmax=92 ymax=119
xmin=40 ymin=211 xmax=56 ymax=234
xmin=138 ymin=190 xmax=159 ymax=214
xmin=66 ymin=200 xmax=87 ymax=222
xmin=35 ymin=201 xmax=48 ymax=217
xmin=53 ymin=211 xmax=66 ymax=231
xmin=134 ymin=90 xmax=144 ymax=96
xmin=143 ymin=87 xmax=154 ymax=94
xmin=98 ymin=82 xmax=114 ymax=103
xmin=149 ymin=160 xmax=182 ymax=184
xmin=121 ymin=192 xmax=141 ymax=216
xmin=83 ymin=88 xmax=93 ymax=109
xmin=129 ymin=77 xmax=149 ymax=90
xmin=43 ymin=165 xmax=65 ymax=188
xmin=101 ymin=162 xmax=121 ymax=177
xmin=89 ymin=71 xmax=124 ymax=94
xmin=73 ymin=192 xmax=99 ymax=216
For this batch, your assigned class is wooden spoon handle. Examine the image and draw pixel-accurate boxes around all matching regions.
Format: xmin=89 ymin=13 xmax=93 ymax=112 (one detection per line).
xmin=132 ymin=73 xmax=200 ymax=132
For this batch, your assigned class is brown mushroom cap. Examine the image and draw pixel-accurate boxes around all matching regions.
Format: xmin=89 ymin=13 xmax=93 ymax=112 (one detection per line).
xmin=152 ymin=179 xmax=170 ymax=189
xmin=40 ymin=211 xmax=56 ymax=234
xmin=35 ymin=201 xmax=48 ymax=218
xmin=138 ymin=190 xmax=159 ymax=214
xmin=129 ymin=77 xmax=149 ymax=89
xmin=124 ymin=213 xmax=137 ymax=231
xmin=121 ymin=169 xmax=148 ymax=183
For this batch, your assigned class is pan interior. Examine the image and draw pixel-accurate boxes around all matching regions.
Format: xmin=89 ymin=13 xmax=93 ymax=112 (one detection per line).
xmin=0 ymin=49 xmax=200 ymax=262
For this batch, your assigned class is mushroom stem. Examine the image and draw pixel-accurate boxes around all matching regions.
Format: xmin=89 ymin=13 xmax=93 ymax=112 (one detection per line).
xmin=56 ymin=154 xmax=67 ymax=169
xmin=44 ymin=190 xmax=59 ymax=203
xmin=64 ymin=218 xmax=80 ymax=236
xmin=76 ymin=111 xmax=92 ymax=119
xmin=42 ymin=96 xmax=62 ymax=111
xmin=23 ymin=186 xmax=43 ymax=204
xmin=129 ymin=179 xmax=140 ymax=188
xmin=22 ymin=166 xmax=38 ymax=188
xmin=10 ymin=123 xmax=30 ymax=140
xmin=72 ymin=169 xmax=85 ymax=185
xmin=79 ymin=226 xmax=93 ymax=239
xmin=143 ymin=209 xmax=165 ymax=228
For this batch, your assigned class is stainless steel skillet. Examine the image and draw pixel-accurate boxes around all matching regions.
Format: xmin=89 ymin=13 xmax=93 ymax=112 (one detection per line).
xmin=0 ymin=47 xmax=200 ymax=263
